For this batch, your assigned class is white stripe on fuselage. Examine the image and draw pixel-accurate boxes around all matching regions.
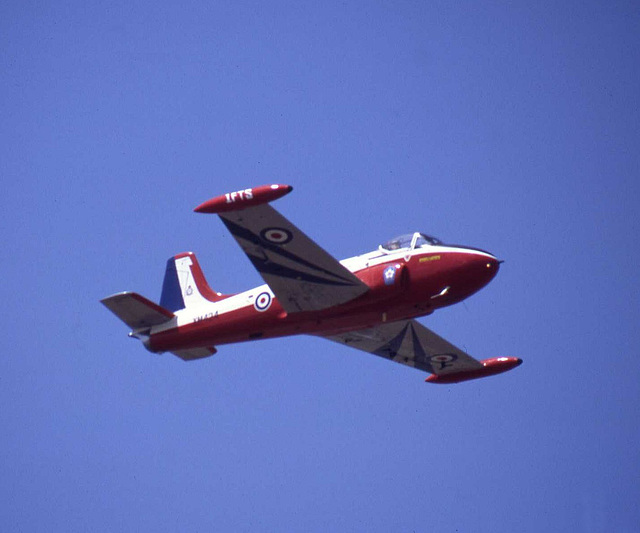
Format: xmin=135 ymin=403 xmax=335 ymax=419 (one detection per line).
xmin=153 ymin=284 xmax=275 ymax=333
xmin=151 ymin=245 xmax=494 ymax=334
xmin=339 ymin=245 xmax=495 ymax=272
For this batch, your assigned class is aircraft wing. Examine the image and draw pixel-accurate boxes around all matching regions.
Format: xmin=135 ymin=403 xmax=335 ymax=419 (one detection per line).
xmin=320 ymin=319 xmax=485 ymax=377
xmin=216 ymin=204 xmax=369 ymax=313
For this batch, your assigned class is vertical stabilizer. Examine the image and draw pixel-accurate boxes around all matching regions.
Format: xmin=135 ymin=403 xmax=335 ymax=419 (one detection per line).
xmin=160 ymin=252 xmax=225 ymax=312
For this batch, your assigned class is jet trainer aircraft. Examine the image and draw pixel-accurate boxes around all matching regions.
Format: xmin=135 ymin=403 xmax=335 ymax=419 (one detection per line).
xmin=102 ymin=184 xmax=521 ymax=383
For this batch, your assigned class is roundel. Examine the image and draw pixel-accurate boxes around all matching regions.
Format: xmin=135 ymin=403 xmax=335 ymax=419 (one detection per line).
xmin=260 ymin=227 xmax=293 ymax=244
xmin=383 ymin=265 xmax=397 ymax=285
xmin=254 ymin=291 xmax=272 ymax=312
xmin=429 ymin=353 xmax=457 ymax=364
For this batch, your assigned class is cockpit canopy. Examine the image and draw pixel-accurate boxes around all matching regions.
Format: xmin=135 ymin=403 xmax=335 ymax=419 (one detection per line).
xmin=380 ymin=232 xmax=442 ymax=252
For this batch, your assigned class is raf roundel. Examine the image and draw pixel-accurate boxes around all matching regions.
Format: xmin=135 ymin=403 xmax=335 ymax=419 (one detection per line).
xmin=429 ymin=354 xmax=457 ymax=369
xmin=254 ymin=291 xmax=272 ymax=312
xmin=260 ymin=227 xmax=293 ymax=245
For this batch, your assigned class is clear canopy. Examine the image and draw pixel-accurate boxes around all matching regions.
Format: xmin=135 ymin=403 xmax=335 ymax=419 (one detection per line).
xmin=380 ymin=232 xmax=442 ymax=252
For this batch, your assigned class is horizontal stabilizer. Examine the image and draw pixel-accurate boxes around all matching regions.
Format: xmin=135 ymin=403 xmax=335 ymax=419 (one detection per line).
xmin=170 ymin=346 xmax=217 ymax=361
xmin=101 ymin=292 xmax=174 ymax=330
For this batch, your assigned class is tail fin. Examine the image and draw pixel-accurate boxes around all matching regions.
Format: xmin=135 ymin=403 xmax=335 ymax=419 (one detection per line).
xmin=160 ymin=252 xmax=226 ymax=312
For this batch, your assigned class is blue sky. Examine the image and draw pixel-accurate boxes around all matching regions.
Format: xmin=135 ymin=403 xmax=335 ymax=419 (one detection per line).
xmin=2 ymin=1 xmax=639 ymax=531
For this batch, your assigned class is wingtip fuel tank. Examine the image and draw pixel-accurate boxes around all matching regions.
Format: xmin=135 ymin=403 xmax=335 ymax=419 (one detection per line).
xmin=194 ymin=184 xmax=293 ymax=214
xmin=425 ymin=357 xmax=522 ymax=384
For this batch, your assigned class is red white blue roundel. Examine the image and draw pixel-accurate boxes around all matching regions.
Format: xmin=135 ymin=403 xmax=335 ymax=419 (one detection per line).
xmin=429 ymin=353 xmax=457 ymax=369
xmin=383 ymin=265 xmax=397 ymax=285
xmin=260 ymin=227 xmax=293 ymax=244
xmin=254 ymin=291 xmax=272 ymax=312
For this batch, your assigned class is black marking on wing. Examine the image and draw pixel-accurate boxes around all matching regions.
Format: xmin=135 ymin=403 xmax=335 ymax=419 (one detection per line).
xmin=372 ymin=325 xmax=407 ymax=361
xmin=372 ymin=322 xmax=435 ymax=373
xmin=247 ymin=253 xmax=358 ymax=286
xmin=372 ymin=323 xmax=415 ymax=361
xmin=407 ymin=322 xmax=435 ymax=373
xmin=221 ymin=217 xmax=360 ymax=286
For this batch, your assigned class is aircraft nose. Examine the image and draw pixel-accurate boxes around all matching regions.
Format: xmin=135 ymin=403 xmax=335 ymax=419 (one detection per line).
xmin=454 ymin=246 xmax=500 ymax=270
xmin=484 ymin=255 xmax=501 ymax=275
xmin=462 ymin=250 xmax=501 ymax=287
xmin=477 ymin=253 xmax=501 ymax=283
xmin=430 ymin=248 xmax=501 ymax=305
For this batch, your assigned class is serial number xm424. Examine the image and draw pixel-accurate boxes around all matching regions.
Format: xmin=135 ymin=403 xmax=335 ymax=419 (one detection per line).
xmin=102 ymin=184 xmax=521 ymax=384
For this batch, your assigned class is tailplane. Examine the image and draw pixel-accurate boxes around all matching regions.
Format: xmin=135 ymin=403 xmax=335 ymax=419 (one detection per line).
xmin=101 ymin=252 xmax=220 ymax=361
xmin=101 ymin=292 xmax=174 ymax=330
xmin=160 ymin=252 xmax=226 ymax=312
xmin=170 ymin=346 xmax=217 ymax=361
xmin=101 ymin=290 xmax=217 ymax=362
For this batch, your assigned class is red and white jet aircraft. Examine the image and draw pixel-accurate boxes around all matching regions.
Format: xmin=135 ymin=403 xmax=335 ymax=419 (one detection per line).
xmin=102 ymin=184 xmax=521 ymax=383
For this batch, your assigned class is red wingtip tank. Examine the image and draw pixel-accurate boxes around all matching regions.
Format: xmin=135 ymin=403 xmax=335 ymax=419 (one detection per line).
xmin=425 ymin=357 xmax=522 ymax=384
xmin=194 ymin=184 xmax=293 ymax=214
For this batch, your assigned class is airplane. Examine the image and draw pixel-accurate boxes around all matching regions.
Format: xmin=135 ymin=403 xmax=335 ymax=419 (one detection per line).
xmin=101 ymin=184 xmax=521 ymax=384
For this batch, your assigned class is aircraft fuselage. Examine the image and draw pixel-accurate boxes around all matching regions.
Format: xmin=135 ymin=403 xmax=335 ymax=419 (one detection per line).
xmin=149 ymin=245 xmax=499 ymax=353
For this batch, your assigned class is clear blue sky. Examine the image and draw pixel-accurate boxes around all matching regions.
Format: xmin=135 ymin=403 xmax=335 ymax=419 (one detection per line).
xmin=2 ymin=1 xmax=639 ymax=531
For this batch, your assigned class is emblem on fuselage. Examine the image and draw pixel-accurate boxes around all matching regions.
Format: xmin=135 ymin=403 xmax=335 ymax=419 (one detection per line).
xmin=383 ymin=265 xmax=397 ymax=285
xmin=254 ymin=291 xmax=272 ymax=312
